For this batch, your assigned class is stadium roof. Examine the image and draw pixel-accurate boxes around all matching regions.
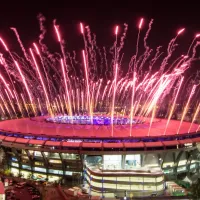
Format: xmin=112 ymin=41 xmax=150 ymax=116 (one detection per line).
xmin=0 ymin=116 xmax=198 ymax=138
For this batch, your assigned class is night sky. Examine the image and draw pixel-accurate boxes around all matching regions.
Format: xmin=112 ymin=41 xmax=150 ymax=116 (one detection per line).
xmin=0 ymin=1 xmax=200 ymax=70
xmin=1 ymin=1 xmax=199 ymax=41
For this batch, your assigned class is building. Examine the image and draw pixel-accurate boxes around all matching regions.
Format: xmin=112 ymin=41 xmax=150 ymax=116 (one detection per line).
xmin=0 ymin=182 xmax=5 ymax=200
xmin=0 ymin=116 xmax=199 ymax=197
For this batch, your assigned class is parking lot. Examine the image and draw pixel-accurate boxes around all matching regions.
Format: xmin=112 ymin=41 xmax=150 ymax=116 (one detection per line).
xmin=6 ymin=181 xmax=41 ymax=200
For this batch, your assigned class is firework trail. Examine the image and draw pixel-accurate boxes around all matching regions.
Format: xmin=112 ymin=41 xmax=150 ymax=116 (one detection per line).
xmin=37 ymin=13 xmax=55 ymax=62
xmin=5 ymin=89 xmax=17 ymax=118
xmin=177 ymin=84 xmax=197 ymax=134
xmin=117 ymin=23 xmax=128 ymax=54
xmin=29 ymin=48 xmax=51 ymax=114
xmin=164 ymin=76 xmax=184 ymax=135
xmin=129 ymin=18 xmax=144 ymax=136
xmin=13 ymin=90 xmax=23 ymax=117
xmin=60 ymin=59 xmax=72 ymax=117
xmin=111 ymin=63 xmax=118 ymax=136
xmin=103 ymin=47 xmax=109 ymax=79
xmin=0 ymin=92 xmax=12 ymax=118
xmin=10 ymin=27 xmax=30 ymax=62
xmin=0 ymin=17 xmax=199 ymax=137
xmin=144 ymin=19 xmax=153 ymax=50
xmin=33 ymin=43 xmax=52 ymax=102
xmin=192 ymin=41 xmax=200 ymax=58
xmin=189 ymin=102 xmax=200 ymax=133
xmin=0 ymin=103 xmax=5 ymax=115
xmin=187 ymin=34 xmax=200 ymax=56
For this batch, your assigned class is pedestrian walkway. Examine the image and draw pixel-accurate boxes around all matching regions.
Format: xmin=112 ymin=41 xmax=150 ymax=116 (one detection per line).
xmin=46 ymin=187 xmax=63 ymax=200
xmin=37 ymin=185 xmax=66 ymax=200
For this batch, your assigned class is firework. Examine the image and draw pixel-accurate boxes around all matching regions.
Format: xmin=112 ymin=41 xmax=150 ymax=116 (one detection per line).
xmin=0 ymin=17 xmax=199 ymax=137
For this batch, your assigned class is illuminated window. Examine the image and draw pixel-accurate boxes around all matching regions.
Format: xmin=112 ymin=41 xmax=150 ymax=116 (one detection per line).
xmin=65 ymin=171 xmax=73 ymax=175
xmin=44 ymin=152 xmax=49 ymax=157
xmin=177 ymin=166 xmax=186 ymax=172
xmin=32 ymin=173 xmax=47 ymax=181
xmin=22 ymin=156 xmax=29 ymax=160
xmin=29 ymin=150 xmax=33 ymax=155
xmin=34 ymin=162 xmax=44 ymax=166
xmin=49 ymin=160 xmax=61 ymax=164
xmin=62 ymin=153 xmax=79 ymax=160
xmin=22 ymin=159 xmax=29 ymax=163
xmin=34 ymin=151 xmax=42 ymax=157
xmin=49 ymin=169 xmax=63 ymax=175
xmin=11 ymin=168 xmax=19 ymax=176
xmin=49 ymin=153 xmax=60 ymax=158
xmin=22 ymin=165 xmax=31 ymax=170
xmin=22 ymin=150 xmax=27 ymax=155
xmin=34 ymin=167 xmax=46 ymax=173
xmin=11 ymin=157 xmax=18 ymax=162
xmin=125 ymin=154 xmax=141 ymax=168
xmin=11 ymin=162 xmax=19 ymax=167
xmin=103 ymin=155 xmax=122 ymax=169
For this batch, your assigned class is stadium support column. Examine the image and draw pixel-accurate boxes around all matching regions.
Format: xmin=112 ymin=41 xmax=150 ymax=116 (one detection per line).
xmin=115 ymin=176 xmax=117 ymax=195
xmin=101 ymin=172 xmax=104 ymax=199
xmin=2 ymin=147 xmax=10 ymax=170
xmin=102 ymin=155 xmax=104 ymax=170
xmin=161 ymin=152 xmax=167 ymax=169
xmin=12 ymin=148 xmax=22 ymax=175
xmin=122 ymin=155 xmax=126 ymax=169
xmin=172 ymin=152 xmax=176 ymax=164
xmin=101 ymin=156 xmax=104 ymax=199
xmin=59 ymin=153 xmax=65 ymax=183
xmin=89 ymin=172 xmax=92 ymax=197
xmin=82 ymin=155 xmax=87 ymax=185
xmin=143 ymin=176 xmax=144 ymax=196
xmin=158 ymin=153 xmax=164 ymax=168
xmin=186 ymin=149 xmax=198 ymax=182
xmin=41 ymin=152 xmax=49 ymax=180
xmin=129 ymin=176 xmax=131 ymax=197
xmin=83 ymin=167 xmax=87 ymax=185
xmin=155 ymin=177 xmax=157 ymax=192
xmin=141 ymin=154 xmax=144 ymax=167
xmin=174 ymin=151 xmax=184 ymax=179
xmin=25 ymin=149 xmax=33 ymax=174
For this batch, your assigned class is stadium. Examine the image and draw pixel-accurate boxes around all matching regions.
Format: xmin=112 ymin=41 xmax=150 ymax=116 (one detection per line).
xmin=0 ymin=17 xmax=200 ymax=198
xmin=0 ymin=116 xmax=200 ymax=197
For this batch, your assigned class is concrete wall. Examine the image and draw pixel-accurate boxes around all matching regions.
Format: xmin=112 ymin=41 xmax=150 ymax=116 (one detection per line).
xmin=142 ymin=154 xmax=159 ymax=167
xmin=162 ymin=152 xmax=174 ymax=168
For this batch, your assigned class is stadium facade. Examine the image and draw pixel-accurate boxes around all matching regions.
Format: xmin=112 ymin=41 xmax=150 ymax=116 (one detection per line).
xmin=0 ymin=116 xmax=200 ymax=197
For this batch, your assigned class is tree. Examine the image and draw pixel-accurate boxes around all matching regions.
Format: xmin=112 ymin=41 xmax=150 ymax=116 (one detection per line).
xmin=18 ymin=173 xmax=23 ymax=178
xmin=27 ymin=173 xmax=33 ymax=179
xmin=189 ymin=178 xmax=200 ymax=199
xmin=4 ymin=169 xmax=11 ymax=176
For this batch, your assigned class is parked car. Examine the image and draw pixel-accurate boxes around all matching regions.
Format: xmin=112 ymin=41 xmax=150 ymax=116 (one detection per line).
xmin=15 ymin=182 xmax=26 ymax=189
xmin=31 ymin=194 xmax=40 ymax=200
